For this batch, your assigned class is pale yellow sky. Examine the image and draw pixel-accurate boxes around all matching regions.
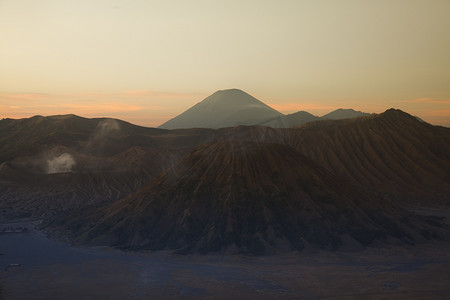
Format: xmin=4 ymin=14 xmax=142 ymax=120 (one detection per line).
xmin=1 ymin=0 xmax=449 ymax=127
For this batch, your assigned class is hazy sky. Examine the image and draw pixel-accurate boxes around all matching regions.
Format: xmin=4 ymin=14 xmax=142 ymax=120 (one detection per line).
xmin=1 ymin=0 xmax=449 ymax=127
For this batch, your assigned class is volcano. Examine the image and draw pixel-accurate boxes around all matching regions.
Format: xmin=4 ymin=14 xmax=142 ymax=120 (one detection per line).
xmin=158 ymin=89 xmax=282 ymax=129
xmin=55 ymin=140 xmax=443 ymax=255
xmin=2 ymin=108 xmax=449 ymax=255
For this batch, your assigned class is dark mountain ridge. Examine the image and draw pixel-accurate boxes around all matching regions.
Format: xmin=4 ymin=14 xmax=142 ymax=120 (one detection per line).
xmin=0 ymin=114 xmax=165 ymax=163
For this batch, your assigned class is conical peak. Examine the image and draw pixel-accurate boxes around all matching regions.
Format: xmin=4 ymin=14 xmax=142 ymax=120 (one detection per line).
xmin=215 ymin=88 xmax=245 ymax=94
xmin=202 ymin=88 xmax=262 ymax=105
xmin=158 ymin=89 xmax=281 ymax=129
xmin=383 ymin=108 xmax=405 ymax=115
xmin=380 ymin=108 xmax=422 ymax=123
xmin=211 ymin=88 xmax=254 ymax=99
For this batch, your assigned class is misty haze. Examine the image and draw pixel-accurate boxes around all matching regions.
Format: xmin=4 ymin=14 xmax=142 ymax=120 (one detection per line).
xmin=1 ymin=1 xmax=450 ymax=299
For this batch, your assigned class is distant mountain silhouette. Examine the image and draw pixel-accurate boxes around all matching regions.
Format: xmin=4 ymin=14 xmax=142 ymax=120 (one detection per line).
xmin=158 ymin=90 xmax=374 ymax=129
xmin=321 ymin=108 xmax=370 ymax=120
xmin=259 ymin=111 xmax=320 ymax=128
xmin=159 ymin=89 xmax=282 ymax=129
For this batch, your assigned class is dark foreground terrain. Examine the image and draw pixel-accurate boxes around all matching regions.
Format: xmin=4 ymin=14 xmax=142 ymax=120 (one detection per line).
xmin=1 ymin=103 xmax=449 ymax=298
xmin=1 ymin=219 xmax=450 ymax=300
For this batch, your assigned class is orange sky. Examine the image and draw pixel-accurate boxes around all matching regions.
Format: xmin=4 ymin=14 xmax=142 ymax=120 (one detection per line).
xmin=1 ymin=1 xmax=449 ymax=127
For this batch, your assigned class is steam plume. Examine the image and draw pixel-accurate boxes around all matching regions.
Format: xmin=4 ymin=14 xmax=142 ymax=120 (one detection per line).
xmin=97 ymin=119 xmax=120 ymax=135
xmin=47 ymin=153 xmax=76 ymax=174
xmin=85 ymin=119 xmax=121 ymax=152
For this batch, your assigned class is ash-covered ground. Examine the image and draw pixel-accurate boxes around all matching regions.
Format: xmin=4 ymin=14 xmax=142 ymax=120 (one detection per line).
xmin=1 ymin=219 xmax=450 ymax=299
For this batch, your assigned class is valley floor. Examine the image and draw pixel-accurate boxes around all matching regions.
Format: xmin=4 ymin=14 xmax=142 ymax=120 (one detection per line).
xmin=1 ymin=220 xmax=450 ymax=300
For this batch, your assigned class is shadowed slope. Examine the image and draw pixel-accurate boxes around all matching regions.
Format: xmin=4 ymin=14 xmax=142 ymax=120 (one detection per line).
xmin=223 ymin=109 xmax=450 ymax=205
xmin=55 ymin=141 xmax=443 ymax=255
xmin=0 ymin=115 xmax=219 ymax=218
xmin=0 ymin=145 xmax=171 ymax=218
xmin=259 ymin=111 xmax=319 ymax=128
xmin=290 ymin=109 xmax=450 ymax=204
xmin=0 ymin=114 xmax=166 ymax=162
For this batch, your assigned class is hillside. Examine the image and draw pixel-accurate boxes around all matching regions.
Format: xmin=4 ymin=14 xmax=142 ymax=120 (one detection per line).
xmin=217 ymin=109 xmax=450 ymax=205
xmin=290 ymin=109 xmax=450 ymax=204
xmin=0 ymin=115 xmax=167 ymax=163
xmin=51 ymin=141 xmax=446 ymax=255
xmin=0 ymin=115 xmax=220 ymax=218
xmin=259 ymin=111 xmax=319 ymax=128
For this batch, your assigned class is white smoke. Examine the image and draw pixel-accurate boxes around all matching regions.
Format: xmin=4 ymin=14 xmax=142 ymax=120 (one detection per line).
xmin=46 ymin=153 xmax=76 ymax=174
xmin=85 ymin=119 xmax=121 ymax=152
xmin=97 ymin=119 xmax=120 ymax=136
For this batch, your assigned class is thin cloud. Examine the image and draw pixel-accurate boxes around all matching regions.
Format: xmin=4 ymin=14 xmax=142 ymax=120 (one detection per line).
xmin=118 ymin=90 xmax=205 ymax=99
xmin=419 ymin=111 xmax=450 ymax=127
xmin=50 ymin=103 xmax=146 ymax=113
xmin=402 ymin=98 xmax=450 ymax=104
xmin=422 ymin=110 xmax=450 ymax=117
xmin=0 ymin=90 xmax=203 ymax=102
xmin=0 ymin=92 xmax=59 ymax=103
xmin=1 ymin=102 xmax=146 ymax=117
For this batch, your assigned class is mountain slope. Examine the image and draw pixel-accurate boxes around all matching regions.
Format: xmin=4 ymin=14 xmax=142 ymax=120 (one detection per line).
xmin=52 ymin=141 xmax=445 ymax=255
xmin=259 ymin=111 xmax=320 ymax=128
xmin=0 ymin=114 xmax=167 ymax=163
xmin=225 ymin=109 xmax=450 ymax=205
xmin=293 ymin=109 xmax=450 ymax=204
xmin=321 ymin=108 xmax=370 ymax=120
xmin=0 ymin=144 xmax=174 ymax=218
xmin=158 ymin=89 xmax=282 ymax=129
xmin=0 ymin=115 xmax=221 ymax=218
